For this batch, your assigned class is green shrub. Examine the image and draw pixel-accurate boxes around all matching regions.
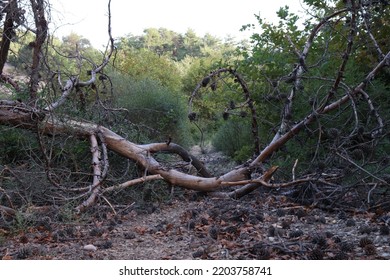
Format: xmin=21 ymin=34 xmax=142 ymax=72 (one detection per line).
xmin=212 ymin=117 xmax=254 ymax=162
xmin=0 ymin=127 xmax=37 ymax=164
xmin=111 ymin=72 xmax=192 ymax=146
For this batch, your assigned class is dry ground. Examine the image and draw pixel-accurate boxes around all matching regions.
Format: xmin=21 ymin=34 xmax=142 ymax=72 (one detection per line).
xmin=1 ymin=191 xmax=390 ymax=260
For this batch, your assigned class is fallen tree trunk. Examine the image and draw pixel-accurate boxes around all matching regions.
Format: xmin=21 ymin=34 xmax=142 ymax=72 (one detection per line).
xmin=0 ymin=101 xmax=265 ymax=209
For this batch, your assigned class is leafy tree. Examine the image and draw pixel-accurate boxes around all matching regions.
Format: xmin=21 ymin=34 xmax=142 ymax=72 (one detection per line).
xmin=192 ymin=0 xmax=390 ymax=210
xmin=117 ymin=27 xmax=234 ymax=61
xmin=114 ymin=47 xmax=182 ymax=91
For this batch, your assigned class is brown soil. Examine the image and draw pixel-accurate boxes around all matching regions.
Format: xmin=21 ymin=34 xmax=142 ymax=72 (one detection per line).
xmin=1 ymin=193 xmax=390 ymax=260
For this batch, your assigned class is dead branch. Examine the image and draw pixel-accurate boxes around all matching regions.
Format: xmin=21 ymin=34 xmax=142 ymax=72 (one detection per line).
xmin=274 ymin=7 xmax=349 ymax=142
xmin=335 ymin=151 xmax=389 ymax=185
xmin=250 ymin=50 xmax=390 ymax=167
xmin=44 ymin=0 xmax=115 ymax=112
xmin=97 ymin=131 xmax=109 ymax=179
xmin=317 ymin=5 xmax=357 ymax=113
xmin=210 ymin=165 xmax=279 ymax=199
xmin=358 ymin=88 xmax=384 ymax=137
xmin=0 ymin=185 xmax=15 ymax=210
xmin=362 ymin=3 xmax=385 ymax=60
xmin=75 ymin=134 xmax=103 ymax=212
xmin=0 ymin=104 xmax=248 ymax=191
xmin=36 ymin=122 xmax=62 ymax=188
xmin=140 ymin=142 xmax=212 ymax=178
xmin=0 ymin=204 xmax=16 ymax=217
xmin=102 ymin=174 xmax=163 ymax=193
xmin=0 ymin=1 xmax=389 ymax=214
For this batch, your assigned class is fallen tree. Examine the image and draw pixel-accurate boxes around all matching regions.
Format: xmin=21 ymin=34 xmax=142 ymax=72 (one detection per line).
xmin=1 ymin=46 xmax=389 ymax=211
xmin=0 ymin=98 xmax=278 ymax=212
xmin=1 ymin=0 xmax=390 ymax=214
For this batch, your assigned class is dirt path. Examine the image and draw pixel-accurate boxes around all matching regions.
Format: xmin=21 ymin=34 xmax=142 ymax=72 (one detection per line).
xmin=2 ymin=191 xmax=390 ymax=260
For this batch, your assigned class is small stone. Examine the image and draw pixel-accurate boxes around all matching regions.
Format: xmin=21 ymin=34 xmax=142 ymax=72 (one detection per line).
xmin=83 ymin=244 xmax=97 ymax=251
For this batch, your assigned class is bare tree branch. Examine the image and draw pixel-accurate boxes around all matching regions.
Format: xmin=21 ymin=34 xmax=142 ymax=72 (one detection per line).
xmin=251 ymin=50 xmax=390 ymax=166
xmin=43 ymin=0 xmax=115 ymax=111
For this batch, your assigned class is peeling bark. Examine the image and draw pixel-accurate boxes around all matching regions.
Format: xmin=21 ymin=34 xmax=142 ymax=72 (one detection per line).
xmin=0 ymin=101 xmax=251 ymax=193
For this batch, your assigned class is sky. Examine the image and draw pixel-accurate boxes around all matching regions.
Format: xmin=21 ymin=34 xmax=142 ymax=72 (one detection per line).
xmin=49 ymin=0 xmax=306 ymax=48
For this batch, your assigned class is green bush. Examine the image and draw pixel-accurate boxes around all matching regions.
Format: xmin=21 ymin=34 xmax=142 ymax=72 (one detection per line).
xmin=212 ymin=117 xmax=254 ymax=162
xmin=0 ymin=127 xmax=37 ymax=164
xmin=111 ymin=72 xmax=192 ymax=146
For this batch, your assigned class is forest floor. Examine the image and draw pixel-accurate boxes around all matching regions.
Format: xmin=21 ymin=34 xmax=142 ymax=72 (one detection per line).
xmin=1 ymin=146 xmax=390 ymax=260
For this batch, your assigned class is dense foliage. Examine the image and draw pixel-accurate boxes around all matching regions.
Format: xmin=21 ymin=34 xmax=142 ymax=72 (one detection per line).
xmin=212 ymin=0 xmax=390 ymax=171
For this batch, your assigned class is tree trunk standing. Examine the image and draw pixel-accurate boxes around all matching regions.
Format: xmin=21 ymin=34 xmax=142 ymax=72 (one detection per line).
xmin=29 ymin=0 xmax=48 ymax=103
xmin=0 ymin=0 xmax=18 ymax=75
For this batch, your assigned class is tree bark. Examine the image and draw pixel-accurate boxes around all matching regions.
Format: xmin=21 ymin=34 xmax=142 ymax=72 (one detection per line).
xmin=0 ymin=0 xmax=18 ymax=75
xmin=0 ymin=100 xmax=252 ymax=193
xmin=29 ymin=0 xmax=48 ymax=102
